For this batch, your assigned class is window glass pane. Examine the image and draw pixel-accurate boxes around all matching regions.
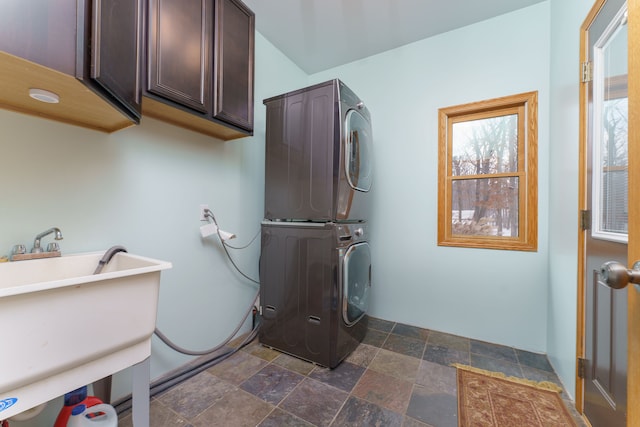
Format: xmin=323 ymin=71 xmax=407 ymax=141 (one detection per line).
xmin=594 ymin=13 xmax=628 ymax=237
xmin=451 ymin=177 xmax=519 ymax=237
xmin=451 ymin=114 xmax=518 ymax=176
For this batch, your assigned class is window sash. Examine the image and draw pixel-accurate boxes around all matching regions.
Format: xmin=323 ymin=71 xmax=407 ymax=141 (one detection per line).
xmin=438 ymin=92 xmax=537 ymax=251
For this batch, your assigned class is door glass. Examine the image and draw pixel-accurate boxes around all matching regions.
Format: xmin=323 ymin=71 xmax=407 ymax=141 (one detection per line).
xmin=592 ymin=6 xmax=629 ymax=242
xmin=343 ymin=242 xmax=371 ymax=326
xmin=345 ymin=110 xmax=373 ymax=192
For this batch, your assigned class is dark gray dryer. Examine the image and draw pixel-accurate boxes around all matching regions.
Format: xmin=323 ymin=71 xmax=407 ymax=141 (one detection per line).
xmin=263 ymin=79 xmax=373 ymax=222
xmin=259 ymin=221 xmax=371 ymax=368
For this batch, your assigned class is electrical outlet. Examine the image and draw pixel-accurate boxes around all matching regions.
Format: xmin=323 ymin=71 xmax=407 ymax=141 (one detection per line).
xmin=199 ymin=204 xmax=209 ymax=221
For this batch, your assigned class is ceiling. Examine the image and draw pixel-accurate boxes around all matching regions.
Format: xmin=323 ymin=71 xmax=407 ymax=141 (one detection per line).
xmin=242 ymin=0 xmax=547 ymax=74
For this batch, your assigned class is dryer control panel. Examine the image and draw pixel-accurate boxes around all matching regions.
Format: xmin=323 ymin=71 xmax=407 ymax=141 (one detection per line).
xmin=336 ymin=223 xmax=368 ymax=247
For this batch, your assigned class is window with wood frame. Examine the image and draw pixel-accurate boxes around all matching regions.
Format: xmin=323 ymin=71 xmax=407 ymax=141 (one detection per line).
xmin=437 ymin=91 xmax=538 ymax=251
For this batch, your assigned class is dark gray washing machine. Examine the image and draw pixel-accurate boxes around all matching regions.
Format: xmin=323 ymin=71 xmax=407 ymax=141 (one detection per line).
xmin=259 ymin=221 xmax=370 ymax=368
xmin=263 ymin=79 xmax=373 ymax=222
xmin=260 ymin=79 xmax=372 ymax=367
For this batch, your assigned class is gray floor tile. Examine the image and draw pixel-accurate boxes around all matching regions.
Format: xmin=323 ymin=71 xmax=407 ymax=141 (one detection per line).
xmin=240 ymin=364 xmax=304 ymax=404
xmin=191 ymin=389 xmax=273 ymax=427
xmin=367 ymin=316 xmax=396 ymax=332
xmin=258 ymin=408 xmax=315 ymax=427
xmin=406 ymin=385 xmax=457 ymax=427
xmin=345 ymin=343 xmax=379 ymax=367
xmin=279 ymin=378 xmax=348 ymax=427
xmin=368 ymin=348 xmax=421 ymax=383
xmin=272 ymin=353 xmax=317 ymax=376
xmin=391 ymin=323 xmax=430 ymax=341
xmin=351 ymin=368 xmax=414 ymax=413
xmin=422 ymin=344 xmax=470 ymax=366
xmin=382 ymin=333 xmax=426 ymax=358
xmin=470 ymin=339 xmax=518 ymax=364
xmin=308 ymin=361 xmax=365 ymax=393
xmin=362 ymin=328 xmax=389 ymax=347
xmin=415 ymin=360 xmax=457 ymax=395
xmin=516 ymin=348 xmax=555 ymax=372
xmin=470 ymin=353 xmax=524 ymax=378
xmin=427 ymin=330 xmax=470 ymax=352
xmin=156 ymin=371 xmax=235 ymax=419
xmin=332 ymin=396 xmax=404 ymax=427
xmin=402 ymin=416 xmax=435 ymax=427
xmin=207 ymin=350 xmax=268 ymax=385
xmin=134 ymin=322 xmax=585 ymax=427
xmin=118 ymin=399 xmax=193 ymax=427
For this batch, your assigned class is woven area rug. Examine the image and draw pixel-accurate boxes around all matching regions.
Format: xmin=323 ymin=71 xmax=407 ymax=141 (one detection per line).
xmin=454 ymin=364 xmax=577 ymax=427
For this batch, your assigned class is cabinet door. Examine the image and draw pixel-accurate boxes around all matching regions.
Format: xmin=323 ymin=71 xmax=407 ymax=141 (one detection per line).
xmin=88 ymin=0 xmax=142 ymax=120
xmin=212 ymin=0 xmax=254 ymax=132
xmin=0 ymin=0 xmax=77 ymax=75
xmin=147 ymin=0 xmax=211 ymax=114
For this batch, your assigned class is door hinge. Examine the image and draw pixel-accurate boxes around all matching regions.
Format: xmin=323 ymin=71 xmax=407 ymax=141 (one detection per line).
xmin=578 ymin=357 xmax=586 ymax=379
xmin=580 ymin=210 xmax=592 ymax=231
xmin=581 ymin=61 xmax=593 ymax=83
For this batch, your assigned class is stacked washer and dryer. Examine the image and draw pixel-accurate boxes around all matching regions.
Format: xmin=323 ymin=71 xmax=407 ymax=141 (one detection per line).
xmin=259 ymin=79 xmax=373 ymax=368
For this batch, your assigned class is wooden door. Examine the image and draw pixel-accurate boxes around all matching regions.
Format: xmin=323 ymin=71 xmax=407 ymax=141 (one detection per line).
xmin=626 ymin=1 xmax=640 ymax=425
xmin=578 ymin=1 xmax=640 ymax=426
xmin=212 ymin=0 xmax=254 ymax=132
xmin=147 ymin=0 xmax=211 ymax=114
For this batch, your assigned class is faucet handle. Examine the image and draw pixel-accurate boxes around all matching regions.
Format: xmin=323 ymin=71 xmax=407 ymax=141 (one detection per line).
xmin=12 ymin=244 xmax=27 ymax=255
xmin=13 ymin=244 xmax=26 ymax=254
xmin=47 ymin=242 xmax=60 ymax=252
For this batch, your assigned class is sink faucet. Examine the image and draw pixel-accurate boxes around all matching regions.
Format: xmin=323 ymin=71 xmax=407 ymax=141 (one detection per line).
xmin=31 ymin=227 xmax=63 ymax=253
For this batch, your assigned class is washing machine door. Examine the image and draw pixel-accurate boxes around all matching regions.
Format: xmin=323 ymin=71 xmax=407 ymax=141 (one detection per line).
xmin=343 ymin=242 xmax=371 ymax=326
xmin=345 ymin=109 xmax=373 ymax=192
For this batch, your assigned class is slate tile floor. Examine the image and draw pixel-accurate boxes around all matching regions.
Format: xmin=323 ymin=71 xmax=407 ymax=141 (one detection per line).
xmin=119 ymin=317 xmax=586 ymax=427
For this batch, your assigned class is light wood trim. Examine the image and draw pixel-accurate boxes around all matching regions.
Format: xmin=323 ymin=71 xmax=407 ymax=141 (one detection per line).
xmin=576 ymin=0 xmax=610 ymax=414
xmin=627 ymin=2 xmax=640 ymax=426
xmin=0 ymin=51 xmax=134 ymax=133
xmin=437 ymin=91 xmax=538 ymax=251
xmin=141 ymin=96 xmax=250 ymax=141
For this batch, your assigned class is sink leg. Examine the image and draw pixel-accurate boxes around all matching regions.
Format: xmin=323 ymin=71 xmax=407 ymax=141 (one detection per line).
xmin=92 ymin=375 xmax=112 ymax=403
xmin=132 ymin=357 xmax=150 ymax=427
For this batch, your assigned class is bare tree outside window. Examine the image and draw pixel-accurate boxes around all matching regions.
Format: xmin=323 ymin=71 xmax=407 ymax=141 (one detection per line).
xmin=438 ymin=92 xmax=538 ymax=251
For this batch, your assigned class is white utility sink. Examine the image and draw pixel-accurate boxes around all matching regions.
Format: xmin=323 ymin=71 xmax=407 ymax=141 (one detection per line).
xmin=0 ymin=251 xmax=171 ymax=421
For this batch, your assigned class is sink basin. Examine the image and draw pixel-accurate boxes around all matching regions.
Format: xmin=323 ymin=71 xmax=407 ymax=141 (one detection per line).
xmin=0 ymin=251 xmax=171 ymax=420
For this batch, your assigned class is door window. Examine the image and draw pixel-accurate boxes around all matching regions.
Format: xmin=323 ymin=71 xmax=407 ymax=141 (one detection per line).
xmin=592 ymin=6 xmax=628 ymax=242
xmin=343 ymin=242 xmax=371 ymax=326
xmin=345 ymin=110 xmax=373 ymax=192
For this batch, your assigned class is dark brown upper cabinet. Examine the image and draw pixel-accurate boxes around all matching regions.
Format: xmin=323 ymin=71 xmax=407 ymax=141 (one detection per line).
xmin=146 ymin=0 xmax=212 ymax=114
xmin=144 ymin=0 xmax=255 ymax=140
xmin=212 ymin=0 xmax=255 ymax=132
xmin=0 ymin=0 xmax=143 ymax=132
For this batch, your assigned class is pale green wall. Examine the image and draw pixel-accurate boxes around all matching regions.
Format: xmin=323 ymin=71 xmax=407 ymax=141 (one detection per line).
xmin=547 ymin=0 xmax=593 ymax=400
xmin=3 ymin=2 xmax=596 ymax=423
xmin=3 ymin=33 xmax=307 ymax=426
xmin=311 ymin=2 xmax=551 ymax=352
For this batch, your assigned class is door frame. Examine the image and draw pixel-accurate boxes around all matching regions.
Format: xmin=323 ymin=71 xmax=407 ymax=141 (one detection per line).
xmin=576 ymin=0 xmax=639 ymax=423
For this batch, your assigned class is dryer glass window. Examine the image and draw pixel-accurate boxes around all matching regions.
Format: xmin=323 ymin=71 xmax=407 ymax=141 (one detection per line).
xmin=345 ymin=110 xmax=373 ymax=192
xmin=343 ymin=242 xmax=371 ymax=326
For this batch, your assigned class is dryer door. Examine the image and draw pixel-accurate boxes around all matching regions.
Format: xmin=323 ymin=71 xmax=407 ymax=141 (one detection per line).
xmin=342 ymin=242 xmax=371 ymax=326
xmin=345 ymin=110 xmax=373 ymax=192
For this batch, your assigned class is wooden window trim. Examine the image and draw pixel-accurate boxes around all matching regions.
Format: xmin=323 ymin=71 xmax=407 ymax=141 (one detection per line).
xmin=437 ymin=91 xmax=538 ymax=251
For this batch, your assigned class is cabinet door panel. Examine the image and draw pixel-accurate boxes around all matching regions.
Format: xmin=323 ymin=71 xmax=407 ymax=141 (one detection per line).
xmin=213 ymin=0 xmax=254 ymax=131
xmin=148 ymin=0 xmax=211 ymax=114
xmin=90 ymin=0 xmax=142 ymax=119
xmin=0 ymin=0 xmax=76 ymax=75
